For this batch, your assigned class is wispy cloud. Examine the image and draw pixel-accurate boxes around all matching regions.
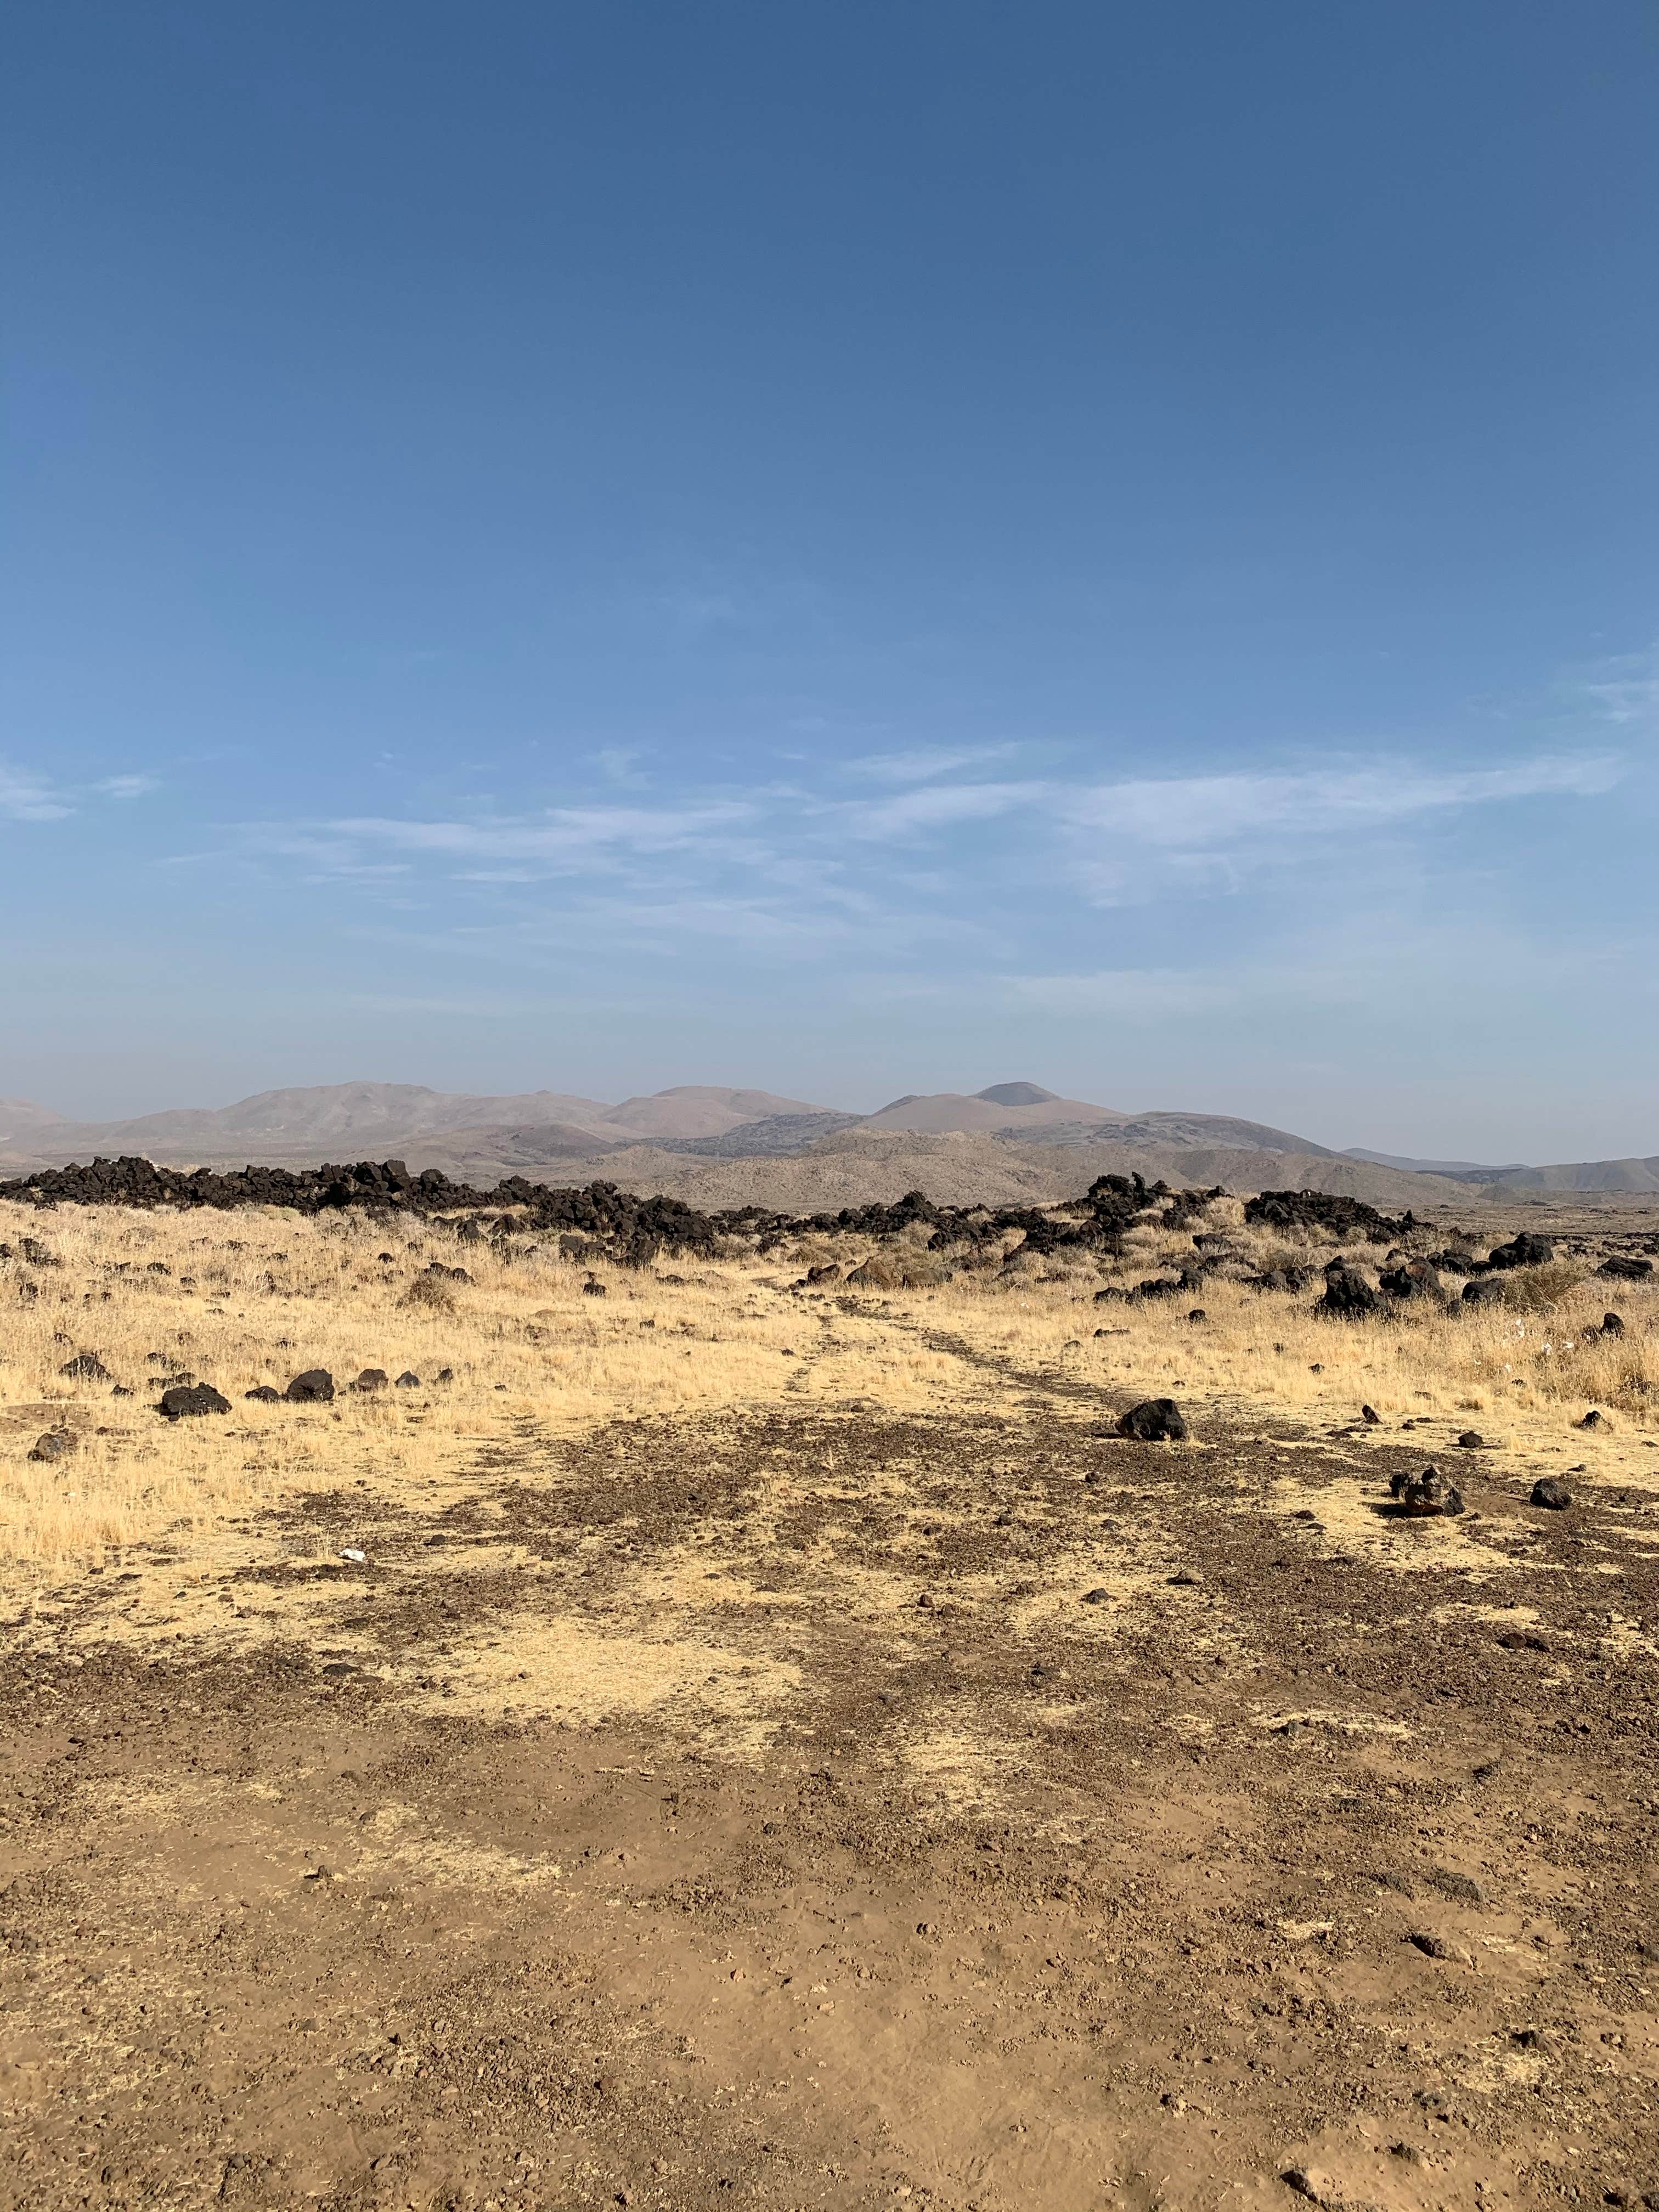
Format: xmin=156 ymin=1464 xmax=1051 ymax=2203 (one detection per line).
xmin=1063 ymin=757 xmax=1618 ymax=847
xmin=0 ymin=764 xmax=72 ymax=821
xmin=844 ymin=743 xmax=1020 ymax=785
xmin=2 ymin=764 xmax=161 ymax=821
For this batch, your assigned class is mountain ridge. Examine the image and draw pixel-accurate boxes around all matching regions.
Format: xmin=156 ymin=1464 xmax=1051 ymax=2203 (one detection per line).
xmin=0 ymin=1078 xmax=1650 ymax=1199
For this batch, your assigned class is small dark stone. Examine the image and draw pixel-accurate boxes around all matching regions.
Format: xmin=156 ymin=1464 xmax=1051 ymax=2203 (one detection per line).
xmin=1462 ymin=1277 xmax=1506 ymax=1306
xmin=1390 ymin=1464 xmax=1461 ymax=1516
xmin=1531 ymin=1477 xmax=1572 ymax=1510
xmin=1577 ymin=1408 xmax=1605 ymax=1430
xmin=110 ymin=1384 xmax=133 ymax=1397
xmin=158 ymin=1383 xmax=230 ymax=1419
xmin=1361 ymin=1404 xmax=1381 ymax=1425
xmin=319 ymin=1661 xmax=358 ymax=1680
xmin=1081 ymin=1588 xmax=1109 ymax=1605
xmin=1116 ymin=1397 xmax=1188 ymax=1442
xmin=435 ymin=1366 xmax=454 ymax=1383
xmin=394 ymin=1370 xmax=421 ymax=1387
xmin=285 ymin=1369 xmax=335 ymax=1403
xmin=352 ymin=1368 xmax=389 ymax=1392
xmin=1187 ymin=1308 xmax=1206 ymax=1323
xmin=1600 ymin=1311 xmax=1626 ymax=1336
xmin=1458 ymin=1430 xmax=1485 ymax=1448
xmin=59 ymin=1352 xmax=112 ymax=1382
xmin=27 ymin=1430 xmax=75 ymax=1463
xmin=583 ymin=1278 xmax=607 ymax=1297
xmin=244 ymin=1385 xmax=281 ymax=1402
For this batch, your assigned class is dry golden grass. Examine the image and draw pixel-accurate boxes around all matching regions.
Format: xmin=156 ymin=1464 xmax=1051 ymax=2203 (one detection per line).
xmin=2 ymin=1190 xmax=1654 ymax=1577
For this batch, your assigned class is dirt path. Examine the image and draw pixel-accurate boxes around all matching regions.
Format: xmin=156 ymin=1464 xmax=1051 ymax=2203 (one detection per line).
xmin=3 ymin=1400 xmax=1656 ymax=2212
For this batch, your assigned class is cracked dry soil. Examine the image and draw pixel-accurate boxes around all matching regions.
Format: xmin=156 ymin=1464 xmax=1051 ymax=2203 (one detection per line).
xmin=3 ymin=1382 xmax=1657 ymax=2212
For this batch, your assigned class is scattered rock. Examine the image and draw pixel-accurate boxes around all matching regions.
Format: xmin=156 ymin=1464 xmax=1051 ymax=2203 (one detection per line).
xmin=285 ymin=1369 xmax=335 ymax=1403
xmin=1081 ymin=1588 xmax=1109 ymax=1605
xmin=1168 ymin=1568 xmax=1203 ymax=1587
xmin=1461 ymin=1277 xmax=1506 ymax=1306
xmin=1389 ymin=1464 xmax=1463 ymax=1516
xmin=394 ymin=1370 xmax=421 ymax=1387
xmin=1318 ymin=1263 xmax=1379 ymax=1317
xmin=27 ymin=1430 xmax=75 ymax=1463
xmin=582 ymin=1278 xmax=607 ymax=1297
xmin=1187 ymin=1308 xmax=1206 ymax=1323
xmin=1599 ymin=1311 xmax=1626 ymax=1336
xmin=1577 ymin=1408 xmax=1605 ymax=1430
xmin=1380 ymin=1258 xmax=1443 ymax=1301
xmin=1498 ymin=1629 xmax=1549 ymax=1652
xmin=435 ymin=1367 xmax=454 ymax=1383
xmin=1361 ymin=1404 xmax=1381 ymax=1425
xmin=1597 ymin=1255 xmax=1653 ymax=1280
xmin=351 ymin=1368 xmax=389 ymax=1392
xmin=1458 ymin=1430 xmax=1486 ymax=1448
xmin=158 ymin=1384 xmax=230 ymax=1419
xmin=1116 ymin=1397 xmax=1188 ymax=1442
xmin=1531 ymin=1477 xmax=1572 ymax=1510
xmin=59 ymin=1353 xmax=112 ymax=1382
xmin=244 ymin=1385 xmax=281 ymax=1402
xmin=1487 ymin=1232 xmax=1554 ymax=1269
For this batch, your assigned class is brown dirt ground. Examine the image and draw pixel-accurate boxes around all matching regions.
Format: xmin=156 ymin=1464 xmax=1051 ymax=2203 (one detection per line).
xmin=3 ymin=1261 xmax=1658 ymax=2212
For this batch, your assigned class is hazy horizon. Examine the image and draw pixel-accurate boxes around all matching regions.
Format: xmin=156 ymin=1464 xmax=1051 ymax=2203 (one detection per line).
xmin=4 ymin=4 xmax=1655 ymax=1160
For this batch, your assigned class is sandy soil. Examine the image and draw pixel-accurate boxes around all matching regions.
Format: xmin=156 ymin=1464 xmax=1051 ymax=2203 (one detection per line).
xmin=3 ymin=1264 xmax=1656 ymax=2212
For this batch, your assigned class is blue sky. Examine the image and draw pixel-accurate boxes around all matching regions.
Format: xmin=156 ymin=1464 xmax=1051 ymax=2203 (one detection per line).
xmin=3 ymin=1 xmax=1656 ymax=1158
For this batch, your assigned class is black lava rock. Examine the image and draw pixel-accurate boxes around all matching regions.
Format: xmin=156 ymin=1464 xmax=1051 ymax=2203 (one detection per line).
xmin=158 ymin=1383 xmax=230 ymax=1419
xmin=285 ymin=1369 xmax=335 ymax=1403
xmin=1531 ymin=1477 xmax=1572 ymax=1510
xmin=1379 ymin=1259 xmax=1443 ymax=1301
xmin=244 ymin=1385 xmax=281 ymax=1402
xmin=1486 ymin=1232 xmax=1554 ymax=1271
xmin=394 ymin=1370 xmax=421 ymax=1387
xmin=1319 ymin=1263 xmax=1380 ymax=1317
xmin=1116 ymin=1397 xmax=1188 ymax=1442
xmin=352 ymin=1368 xmax=389 ymax=1391
xmin=1597 ymin=1255 xmax=1654 ymax=1280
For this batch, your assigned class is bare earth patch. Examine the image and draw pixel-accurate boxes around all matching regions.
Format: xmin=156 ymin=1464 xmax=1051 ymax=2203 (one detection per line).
xmin=1 ymin=1195 xmax=1656 ymax=2209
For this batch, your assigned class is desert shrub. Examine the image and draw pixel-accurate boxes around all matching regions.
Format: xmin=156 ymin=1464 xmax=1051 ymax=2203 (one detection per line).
xmin=1494 ymin=1261 xmax=1586 ymax=1313
xmin=401 ymin=1272 xmax=455 ymax=1311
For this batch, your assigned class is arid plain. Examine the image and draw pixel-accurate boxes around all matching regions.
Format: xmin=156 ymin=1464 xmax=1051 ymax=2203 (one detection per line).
xmin=2 ymin=1181 xmax=1656 ymax=2212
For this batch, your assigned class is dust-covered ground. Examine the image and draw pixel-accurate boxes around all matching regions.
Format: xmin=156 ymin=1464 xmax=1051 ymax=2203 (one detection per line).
xmin=2 ymin=1206 xmax=1657 ymax=2212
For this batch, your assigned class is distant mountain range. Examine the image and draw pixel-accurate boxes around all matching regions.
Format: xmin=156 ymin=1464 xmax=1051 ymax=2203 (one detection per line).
xmin=0 ymin=1080 xmax=1651 ymax=1203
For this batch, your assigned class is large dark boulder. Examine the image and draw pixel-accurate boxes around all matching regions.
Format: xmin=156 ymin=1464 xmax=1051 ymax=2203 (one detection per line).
xmin=1486 ymin=1233 xmax=1554 ymax=1271
xmin=1319 ymin=1263 xmax=1380 ymax=1317
xmin=1116 ymin=1397 xmax=1188 ymax=1442
xmin=1598 ymin=1255 xmax=1654 ymax=1280
xmin=1531 ymin=1477 xmax=1572 ymax=1510
xmin=285 ymin=1369 xmax=335 ymax=1403
xmin=1461 ymin=1277 xmax=1506 ymax=1307
xmin=159 ymin=1383 xmax=230 ymax=1419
